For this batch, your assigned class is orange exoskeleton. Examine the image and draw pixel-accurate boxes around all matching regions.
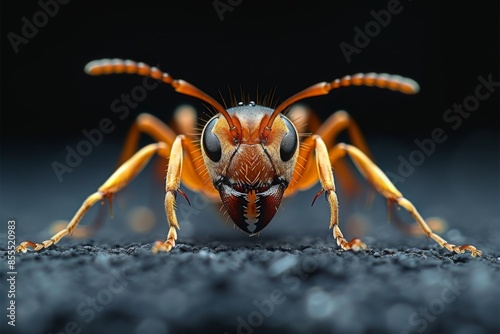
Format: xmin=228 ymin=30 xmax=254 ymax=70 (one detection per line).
xmin=16 ymin=58 xmax=482 ymax=257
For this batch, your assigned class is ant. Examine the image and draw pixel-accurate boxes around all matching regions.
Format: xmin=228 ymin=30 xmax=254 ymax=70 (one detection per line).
xmin=16 ymin=58 xmax=482 ymax=256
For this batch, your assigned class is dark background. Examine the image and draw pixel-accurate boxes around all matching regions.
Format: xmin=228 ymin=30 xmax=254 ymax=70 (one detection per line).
xmin=0 ymin=2 xmax=499 ymax=334
xmin=1 ymin=1 xmax=498 ymax=142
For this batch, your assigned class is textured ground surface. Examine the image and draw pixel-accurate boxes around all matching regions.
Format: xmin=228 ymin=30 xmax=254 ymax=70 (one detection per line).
xmin=1 ymin=136 xmax=499 ymax=334
xmin=1 ymin=238 xmax=499 ymax=334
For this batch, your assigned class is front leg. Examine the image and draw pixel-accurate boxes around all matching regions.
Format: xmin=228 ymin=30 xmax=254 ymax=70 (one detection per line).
xmin=152 ymin=135 xmax=186 ymax=253
xmin=312 ymin=135 xmax=367 ymax=251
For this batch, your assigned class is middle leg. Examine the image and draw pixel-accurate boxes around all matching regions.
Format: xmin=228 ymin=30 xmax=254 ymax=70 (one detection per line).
xmin=16 ymin=143 xmax=170 ymax=252
xmin=328 ymin=143 xmax=482 ymax=256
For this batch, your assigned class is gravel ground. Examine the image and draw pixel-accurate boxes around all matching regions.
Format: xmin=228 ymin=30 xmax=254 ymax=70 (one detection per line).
xmin=1 ymin=238 xmax=499 ymax=334
xmin=1 ymin=136 xmax=499 ymax=334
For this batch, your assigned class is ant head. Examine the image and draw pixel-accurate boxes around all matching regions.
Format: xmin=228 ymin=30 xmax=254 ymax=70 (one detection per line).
xmin=200 ymin=102 xmax=299 ymax=234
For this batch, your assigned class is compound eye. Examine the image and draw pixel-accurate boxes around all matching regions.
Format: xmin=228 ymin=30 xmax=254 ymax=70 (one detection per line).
xmin=202 ymin=117 xmax=222 ymax=162
xmin=279 ymin=116 xmax=298 ymax=162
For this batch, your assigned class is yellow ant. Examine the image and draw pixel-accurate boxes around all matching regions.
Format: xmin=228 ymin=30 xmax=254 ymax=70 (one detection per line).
xmin=16 ymin=58 xmax=482 ymax=256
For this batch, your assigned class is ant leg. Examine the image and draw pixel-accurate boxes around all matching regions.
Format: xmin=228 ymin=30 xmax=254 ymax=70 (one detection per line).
xmin=171 ymin=104 xmax=198 ymax=138
xmin=117 ymin=113 xmax=176 ymax=167
xmin=329 ymin=143 xmax=482 ymax=257
xmin=48 ymin=113 xmax=179 ymax=240
xmin=16 ymin=143 xmax=169 ymax=253
xmin=152 ymin=135 xmax=186 ymax=253
xmin=390 ymin=206 xmax=447 ymax=237
xmin=48 ymin=204 xmax=108 ymax=240
xmin=319 ymin=110 xmax=373 ymax=199
xmin=312 ymin=135 xmax=367 ymax=251
xmin=117 ymin=112 xmax=215 ymax=196
xmin=286 ymin=110 xmax=373 ymax=198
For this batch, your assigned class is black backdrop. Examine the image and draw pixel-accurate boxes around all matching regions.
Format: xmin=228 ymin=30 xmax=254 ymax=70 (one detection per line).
xmin=1 ymin=5 xmax=498 ymax=334
xmin=2 ymin=0 xmax=498 ymax=145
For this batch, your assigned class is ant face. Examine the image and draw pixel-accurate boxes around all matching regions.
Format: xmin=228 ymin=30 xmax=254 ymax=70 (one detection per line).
xmin=201 ymin=103 xmax=298 ymax=233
